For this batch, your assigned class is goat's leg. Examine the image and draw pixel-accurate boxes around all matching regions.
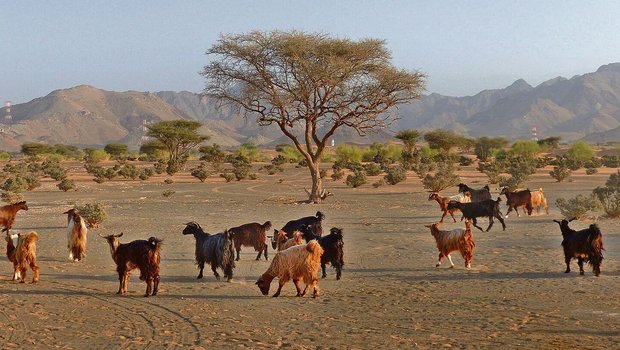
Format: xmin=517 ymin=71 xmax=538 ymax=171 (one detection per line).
xmin=272 ymin=278 xmax=288 ymax=297
xmin=264 ymin=247 xmax=268 ymax=261
xmin=440 ymin=210 xmax=447 ymax=223
xmin=211 ymin=263 xmax=220 ymax=280
xmin=321 ymin=263 xmax=327 ymax=278
xmin=447 ymin=254 xmax=455 ymax=268
xmin=495 ymin=214 xmax=506 ymax=231
xmin=145 ymin=278 xmax=153 ymax=297
xmin=235 ymin=247 xmax=241 ymax=261
xmin=311 ymin=278 xmax=320 ymax=298
xmin=449 ymin=210 xmax=457 ymax=223
xmin=30 ymin=261 xmax=39 ymax=284
xmin=485 ymin=216 xmax=495 ymax=232
xmin=19 ymin=265 xmax=27 ymax=283
xmin=436 ymin=252 xmax=445 ymax=267
xmin=224 ymin=263 xmax=233 ymax=282
xmin=564 ymin=256 xmax=571 ymax=273
xmin=335 ymin=264 xmax=342 ymax=280
xmin=152 ymin=275 xmax=160 ymax=296
xmin=255 ymin=250 xmax=262 ymax=261
xmin=505 ymin=206 xmax=513 ymax=218
xmin=472 ymin=218 xmax=484 ymax=232
xmin=117 ymin=269 xmax=125 ymax=294
xmin=197 ymin=261 xmax=204 ymax=279
xmin=293 ymin=278 xmax=302 ymax=296
xmin=577 ymin=258 xmax=585 ymax=275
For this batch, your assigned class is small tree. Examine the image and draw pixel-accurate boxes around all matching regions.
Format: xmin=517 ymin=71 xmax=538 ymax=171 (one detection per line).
xmin=422 ymin=162 xmax=460 ymax=192
xmin=145 ymin=120 xmax=208 ymax=175
xmin=384 ymin=166 xmax=407 ymax=185
xmin=346 ymin=169 xmax=367 ymax=188
xmin=104 ymin=143 xmax=129 ymax=160
xmin=424 ymin=129 xmax=469 ymax=151
xmin=537 ymin=136 xmax=561 ymax=151
xmin=566 ymin=141 xmax=596 ymax=163
xmin=474 ymin=137 xmax=508 ymax=161
xmin=549 ymin=161 xmax=571 ymax=182
xmin=21 ymin=143 xmax=53 ymax=158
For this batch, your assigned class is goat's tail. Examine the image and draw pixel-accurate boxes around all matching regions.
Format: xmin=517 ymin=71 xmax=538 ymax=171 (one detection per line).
xmin=147 ymin=237 xmax=163 ymax=251
xmin=22 ymin=231 xmax=39 ymax=246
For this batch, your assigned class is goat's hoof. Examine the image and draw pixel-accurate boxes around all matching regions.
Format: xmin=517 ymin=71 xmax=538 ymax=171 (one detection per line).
xmin=564 ymin=270 xmax=570 ymax=274
xmin=580 ymin=272 xmax=584 ymax=276
xmin=196 ymin=275 xmax=203 ymax=279
xmin=435 ymin=264 xmax=440 ymax=268
xmin=449 ymin=265 xmax=455 ymax=269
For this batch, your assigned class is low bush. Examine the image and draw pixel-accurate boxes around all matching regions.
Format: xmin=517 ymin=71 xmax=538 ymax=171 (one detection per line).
xmin=75 ymin=202 xmax=108 ymax=228
xmin=555 ymin=194 xmax=600 ymax=220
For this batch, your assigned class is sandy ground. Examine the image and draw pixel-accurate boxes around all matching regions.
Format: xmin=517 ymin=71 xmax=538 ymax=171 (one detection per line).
xmin=0 ymin=164 xmax=617 ymax=349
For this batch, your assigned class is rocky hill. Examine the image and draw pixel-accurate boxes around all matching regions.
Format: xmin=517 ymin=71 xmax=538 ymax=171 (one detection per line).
xmin=2 ymin=63 xmax=619 ymax=151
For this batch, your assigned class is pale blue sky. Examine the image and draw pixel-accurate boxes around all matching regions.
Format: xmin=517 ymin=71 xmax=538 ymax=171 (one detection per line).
xmin=2 ymin=1 xmax=619 ymax=103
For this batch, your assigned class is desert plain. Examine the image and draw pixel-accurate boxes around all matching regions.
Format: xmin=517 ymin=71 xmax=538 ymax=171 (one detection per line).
xmin=0 ymin=163 xmax=617 ymax=349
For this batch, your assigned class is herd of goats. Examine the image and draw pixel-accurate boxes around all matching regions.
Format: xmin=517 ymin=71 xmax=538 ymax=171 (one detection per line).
xmin=426 ymin=183 xmax=604 ymax=276
xmin=0 ymin=181 xmax=606 ymax=298
xmin=2 ymin=202 xmax=343 ymax=298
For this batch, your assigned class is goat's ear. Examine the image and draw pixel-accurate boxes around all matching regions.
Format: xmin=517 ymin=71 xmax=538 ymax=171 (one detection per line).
xmin=552 ymin=220 xmax=561 ymax=224
xmin=117 ymin=232 xmax=124 ymax=238
xmin=569 ymin=217 xmax=577 ymax=222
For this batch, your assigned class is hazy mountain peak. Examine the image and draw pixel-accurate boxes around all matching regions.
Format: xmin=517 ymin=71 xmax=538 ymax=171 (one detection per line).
xmin=505 ymin=78 xmax=533 ymax=92
xmin=596 ymin=62 xmax=620 ymax=73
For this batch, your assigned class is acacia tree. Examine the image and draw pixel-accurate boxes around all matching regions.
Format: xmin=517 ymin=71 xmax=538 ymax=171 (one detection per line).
xmin=145 ymin=120 xmax=208 ymax=175
xmin=201 ymin=31 xmax=425 ymax=203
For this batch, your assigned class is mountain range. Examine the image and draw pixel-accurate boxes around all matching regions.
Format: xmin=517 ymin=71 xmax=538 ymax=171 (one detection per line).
xmin=2 ymin=63 xmax=620 ymax=151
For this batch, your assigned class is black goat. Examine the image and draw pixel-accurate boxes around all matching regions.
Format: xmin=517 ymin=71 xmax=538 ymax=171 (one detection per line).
xmin=500 ymin=187 xmax=533 ymax=217
xmin=182 ymin=222 xmax=235 ymax=281
xmin=281 ymin=211 xmax=325 ymax=238
xmin=300 ymin=226 xmax=344 ymax=280
xmin=553 ymin=218 xmax=604 ymax=276
xmin=447 ymin=197 xmax=506 ymax=232
xmin=457 ymin=183 xmax=491 ymax=202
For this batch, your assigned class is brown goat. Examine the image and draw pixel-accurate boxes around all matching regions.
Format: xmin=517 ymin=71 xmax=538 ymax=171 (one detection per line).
xmin=228 ymin=221 xmax=271 ymax=261
xmin=500 ymin=187 xmax=533 ymax=217
xmin=101 ymin=233 xmax=162 ymax=296
xmin=0 ymin=201 xmax=28 ymax=233
xmin=425 ymin=221 xmax=475 ymax=268
xmin=5 ymin=231 xmax=39 ymax=283
xmin=63 ymin=209 xmax=88 ymax=261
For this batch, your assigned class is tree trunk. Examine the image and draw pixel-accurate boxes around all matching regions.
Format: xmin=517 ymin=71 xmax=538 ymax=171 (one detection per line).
xmin=308 ymin=161 xmax=323 ymax=204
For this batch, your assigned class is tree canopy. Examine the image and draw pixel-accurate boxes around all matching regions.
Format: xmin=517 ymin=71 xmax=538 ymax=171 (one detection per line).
xmin=201 ymin=30 xmax=425 ymax=202
xmin=145 ymin=120 xmax=208 ymax=174
xmin=423 ymin=129 xmax=469 ymax=151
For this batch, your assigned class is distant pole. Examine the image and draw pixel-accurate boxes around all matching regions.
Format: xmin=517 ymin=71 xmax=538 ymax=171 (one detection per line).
xmin=531 ymin=125 xmax=538 ymax=142
xmin=4 ymin=101 xmax=12 ymax=122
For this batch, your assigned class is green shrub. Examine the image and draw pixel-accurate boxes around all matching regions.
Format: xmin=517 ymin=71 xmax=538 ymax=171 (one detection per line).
xmin=593 ymin=170 xmax=620 ymax=218
xmin=190 ymin=163 xmax=211 ymax=182
xmin=422 ymin=162 xmax=460 ymax=192
xmin=75 ymin=202 xmax=108 ymax=228
xmin=83 ymin=148 xmax=109 ymax=164
xmin=585 ymin=167 xmax=598 ymax=175
xmin=346 ymin=169 xmax=367 ymax=188
xmin=335 ymin=144 xmax=363 ymax=164
xmin=319 ymin=169 xmax=327 ymax=179
xmin=602 ymin=155 xmax=620 ymax=168
xmin=139 ymin=168 xmax=154 ymax=180
xmin=0 ymin=151 xmax=11 ymax=162
xmin=117 ymin=164 xmax=140 ymax=180
xmin=249 ymin=173 xmax=258 ymax=180
xmin=555 ymin=194 xmax=600 ymax=220
xmin=1 ymin=177 xmax=29 ymax=193
xmin=384 ymin=166 xmax=407 ymax=185
xmin=57 ymin=178 xmax=76 ymax=192
xmin=42 ymin=159 xmax=68 ymax=180
xmin=232 ymin=155 xmax=252 ymax=180
xmin=584 ymin=157 xmax=603 ymax=169
xmin=364 ymin=163 xmax=383 ymax=176
xmin=164 ymin=178 xmax=174 ymax=184
xmin=0 ymin=191 xmax=23 ymax=203
xmin=220 ymin=173 xmax=234 ymax=182
xmin=162 ymin=189 xmax=176 ymax=197
xmin=459 ymin=156 xmax=474 ymax=166
xmin=549 ymin=164 xmax=571 ymax=182
xmin=372 ymin=179 xmax=385 ymax=188
xmin=331 ymin=168 xmax=344 ymax=181
xmin=153 ymin=160 xmax=166 ymax=174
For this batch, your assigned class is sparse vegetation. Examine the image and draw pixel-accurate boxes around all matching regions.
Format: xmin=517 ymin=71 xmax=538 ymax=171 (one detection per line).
xmin=75 ymin=202 xmax=108 ymax=228
xmin=346 ymin=169 xmax=367 ymax=188
xmin=384 ymin=166 xmax=407 ymax=185
xmin=555 ymin=194 xmax=600 ymax=220
xmin=57 ymin=178 xmax=76 ymax=192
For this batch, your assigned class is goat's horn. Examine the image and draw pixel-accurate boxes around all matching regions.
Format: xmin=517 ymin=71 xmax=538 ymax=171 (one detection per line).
xmin=568 ymin=217 xmax=577 ymax=222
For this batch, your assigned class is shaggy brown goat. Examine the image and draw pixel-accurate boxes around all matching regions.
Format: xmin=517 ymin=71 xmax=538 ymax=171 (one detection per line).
xmin=228 ymin=221 xmax=271 ymax=261
xmin=101 ymin=233 xmax=162 ymax=296
xmin=63 ymin=209 xmax=88 ymax=261
xmin=0 ymin=201 xmax=28 ymax=233
xmin=425 ymin=221 xmax=475 ymax=268
xmin=530 ymin=188 xmax=549 ymax=215
xmin=256 ymin=240 xmax=324 ymax=298
xmin=553 ymin=218 xmax=604 ymax=276
xmin=5 ymin=231 xmax=39 ymax=283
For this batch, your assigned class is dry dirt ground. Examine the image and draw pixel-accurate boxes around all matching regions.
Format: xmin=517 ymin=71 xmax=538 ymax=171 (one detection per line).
xmin=0 ymin=164 xmax=617 ymax=349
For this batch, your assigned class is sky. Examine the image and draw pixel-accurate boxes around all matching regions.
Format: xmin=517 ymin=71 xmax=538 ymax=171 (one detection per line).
xmin=2 ymin=1 xmax=620 ymax=104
